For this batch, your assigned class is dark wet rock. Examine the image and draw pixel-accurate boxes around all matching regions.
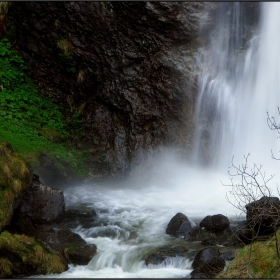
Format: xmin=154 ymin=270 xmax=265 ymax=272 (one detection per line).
xmin=200 ymin=214 xmax=230 ymax=233
xmin=32 ymin=153 xmax=80 ymax=189
xmin=8 ymin=2 xmax=207 ymax=178
xmin=48 ymin=229 xmax=86 ymax=246
xmin=220 ymin=250 xmax=236 ymax=261
xmin=230 ymin=220 xmax=254 ymax=245
xmin=65 ymin=244 xmax=97 ymax=265
xmin=191 ymin=272 xmax=208 ymax=278
xmin=237 ymin=228 xmax=254 ymax=244
xmin=86 ymin=225 xmax=125 ymax=239
xmin=191 ymin=247 xmax=225 ymax=278
xmin=145 ymin=253 xmax=166 ymax=266
xmin=13 ymin=175 xmax=65 ymax=235
xmin=246 ymin=196 xmax=280 ymax=235
xmin=59 ymin=208 xmax=97 ymax=229
xmin=201 ymin=239 xmax=216 ymax=246
xmin=192 ymin=247 xmax=220 ymax=269
xmin=166 ymin=212 xmax=192 ymax=238
xmin=184 ymin=226 xmax=201 ymax=241
xmin=186 ymin=225 xmax=238 ymax=247
xmin=10 ymin=175 xmax=98 ymax=265
xmin=65 ymin=209 xmax=97 ymax=219
xmin=178 ymin=221 xmax=193 ymax=238
xmin=144 ymin=245 xmax=194 ymax=266
xmin=44 ymin=229 xmax=97 ymax=265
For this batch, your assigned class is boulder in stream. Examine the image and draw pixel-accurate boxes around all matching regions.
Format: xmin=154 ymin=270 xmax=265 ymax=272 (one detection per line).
xmin=144 ymin=244 xmax=196 ymax=266
xmin=45 ymin=229 xmax=97 ymax=265
xmin=13 ymin=174 xmax=65 ymax=235
xmin=166 ymin=212 xmax=192 ymax=238
xmin=200 ymin=214 xmax=230 ymax=233
xmin=59 ymin=207 xmax=97 ymax=229
xmin=230 ymin=220 xmax=254 ymax=245
xmin=191 ymin=247 xmax=225 ymax=278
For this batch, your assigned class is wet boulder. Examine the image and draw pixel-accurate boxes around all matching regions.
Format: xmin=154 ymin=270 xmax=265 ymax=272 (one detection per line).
xmin=144 ymin=245 xmax=195 ymax=266
xmin=45 ymin=229 xmax=97 ymax=265
xmin=200 ymin=226 xmax=240 ymax=247
xmin=184 ymin=224 xmax=235 ymax=246
xmin=220 ymin=250 xmax=236 ymax=261
xmin=230 ymin=220 xmax=254 ymax=245
xmin=200 ymin=214 xmax=230 ymax=233
xmin=191 ymin=247 xmax=225 ymax=278
xmin=59 ymin=207 xmax=97 ymax=229
xmin=48 ymin=229 xmax=86 ymax=246
xmin=14 ymin=175 xmax=65 ymax=234
xmin=246 ymin=196 xmax=280 ymax=235
xmin=166 ymin=212 xmax=192 ymax=238
xmin=65 ymin=244 xmax=97 ymax=265
xmin=184 ymin=226 xmax=201 ymax=241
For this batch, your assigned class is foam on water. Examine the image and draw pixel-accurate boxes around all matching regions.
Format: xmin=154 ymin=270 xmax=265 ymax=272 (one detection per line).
xmin=34 ymin=264 xmax=192 ymax=278
xmin=32 ymin=155 xmax=239 ymax=278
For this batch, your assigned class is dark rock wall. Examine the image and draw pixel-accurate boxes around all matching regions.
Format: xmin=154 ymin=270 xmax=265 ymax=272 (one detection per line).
xmin=8 ymin=2 xmax=206 ymax=177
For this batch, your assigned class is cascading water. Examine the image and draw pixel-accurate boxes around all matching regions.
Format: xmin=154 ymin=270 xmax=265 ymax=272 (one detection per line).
xmin=32 ymin=2 xmax=280 ymax=278
xmin=193 ymin=2 xmax=280 ymax=175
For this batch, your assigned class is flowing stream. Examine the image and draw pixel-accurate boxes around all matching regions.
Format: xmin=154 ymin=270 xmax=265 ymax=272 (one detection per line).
xmin=33 ymin=2 xmax=280 ymax=278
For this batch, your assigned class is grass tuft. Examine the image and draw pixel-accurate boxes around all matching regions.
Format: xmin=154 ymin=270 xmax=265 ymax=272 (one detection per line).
xmin=0 ymin=231 xmax=67 ymax=277
xmin=0 ymin=141 xmax=30 ymax=230
xmin=217 ymin=229 xmax=280 ymax=278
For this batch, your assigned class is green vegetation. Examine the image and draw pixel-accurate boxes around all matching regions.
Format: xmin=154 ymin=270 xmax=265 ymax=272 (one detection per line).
xmin=217 ymin=229 xmax=280 ymax=278
xmin=0 ymin=141 xmax=30 ymax=231
xmin=0 ymin=231 xmax=67 ymax=277
xmin=0 ymin=37 xmax=90 ymax=176
xmin=0 ymin=142 xmax=67 ymax=277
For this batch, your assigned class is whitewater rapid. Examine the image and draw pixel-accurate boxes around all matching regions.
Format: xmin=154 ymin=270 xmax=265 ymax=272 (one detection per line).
xmin=32 ymin=155 xmax=240 ymax=278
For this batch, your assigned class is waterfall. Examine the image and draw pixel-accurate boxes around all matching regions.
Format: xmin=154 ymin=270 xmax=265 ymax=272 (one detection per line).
xmin=193 ymin=2 xmax=280 ymax=180
xmin=32 ymin=2 xmax=280 ymax=278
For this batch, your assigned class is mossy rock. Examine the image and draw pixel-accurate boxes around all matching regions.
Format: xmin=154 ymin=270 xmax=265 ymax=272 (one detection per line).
xmin=38 ymin=127 xmax=67 ymax=143
xmin=0 ymin=231 xmax=67 ymax=278
xmin=0 ymin=141 xmax=31 ymax=231
xmin=217 ymin=228 xmax=280 ymax=278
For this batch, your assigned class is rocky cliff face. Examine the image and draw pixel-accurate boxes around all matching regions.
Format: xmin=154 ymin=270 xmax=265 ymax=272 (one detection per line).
xmin=8 ymin=2 xmax=205 ymax=177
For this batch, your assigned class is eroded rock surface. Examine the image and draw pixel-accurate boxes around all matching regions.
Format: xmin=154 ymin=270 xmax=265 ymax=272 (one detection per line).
xmin=8 ymin=2 xmax=206 ymax=177
xmin=246 ymin=196 xmax=280 ymax=235
xmin=14 ymin=174 xmax=65 ymax=234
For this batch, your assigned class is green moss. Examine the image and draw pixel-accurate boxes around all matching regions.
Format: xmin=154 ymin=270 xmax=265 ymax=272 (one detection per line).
xmin=0 ymin=37 xmax=92 ymax=177
xmin=0 ymin=257 xmax=12 ymax=278
xmin=64 ymin=246 xmax=79 ymax=253
xmin=217 ymin=229 xmax=280 ymax=278
xmin=0 ymin=231 xmax=67 ymax=277
xmin=38 ymin=127 xmax=68 ymax=143
xmin=0 ymin=141 xmax=30 ymax=231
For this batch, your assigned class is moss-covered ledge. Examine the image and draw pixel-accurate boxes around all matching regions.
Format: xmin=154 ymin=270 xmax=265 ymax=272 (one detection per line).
xmin=0 ymin=141 xmax=67 ymax=277
xmin=0 ymin=231 xmax=67 ymax=277
xmin=0 ymin=141 xmax=31 ymax=231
